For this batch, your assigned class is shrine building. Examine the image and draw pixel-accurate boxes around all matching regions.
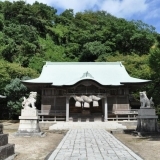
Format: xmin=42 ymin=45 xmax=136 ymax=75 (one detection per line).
xmin=22 ymin=62 xmax=150 ymax=121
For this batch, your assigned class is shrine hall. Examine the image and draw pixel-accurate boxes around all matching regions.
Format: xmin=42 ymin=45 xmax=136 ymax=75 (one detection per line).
xmin=22 ymin=62 xmax=150 ymax=121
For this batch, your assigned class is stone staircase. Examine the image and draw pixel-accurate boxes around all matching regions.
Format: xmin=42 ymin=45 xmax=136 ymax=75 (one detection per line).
xmin=49 ymin=121 xmax=127 ymax=131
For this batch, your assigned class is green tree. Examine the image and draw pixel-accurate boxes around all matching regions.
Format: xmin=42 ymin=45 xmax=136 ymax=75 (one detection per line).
xmin=4 ymin=77 xmax=29 ymax=118
xmin=0 ymin=59 xmax=38 ymax=93
xmin=80 ymin=41 xmax=106 ymax=61
xmin=97 ymin=53 xmax=152 ymax=79
xmin=1 ymin=24 xmax=41 ymax=67
xmin=149 ymin=48 xmax=160 ymax=106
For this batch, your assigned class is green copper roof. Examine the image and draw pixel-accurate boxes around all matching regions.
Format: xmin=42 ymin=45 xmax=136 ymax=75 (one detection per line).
xmin=23 ymin=62 xmax=150 ymax=86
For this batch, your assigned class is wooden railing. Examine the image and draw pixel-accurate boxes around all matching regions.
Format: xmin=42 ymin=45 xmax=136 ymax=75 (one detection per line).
xmin=37 ymin=109 xmax=139 ymax=121
xmin=112 ymin=109 xmax=138 ymax=120
xmin=38 ymin=110 xmax=66 ymax=121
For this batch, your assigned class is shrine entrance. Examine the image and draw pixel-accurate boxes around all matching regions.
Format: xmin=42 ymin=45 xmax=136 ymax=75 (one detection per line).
xmin=64 ymin=81 xmax=108 ymax=122
xmin=69 ymin=97 xmax=103 ymax=122
xmin=69 ymin=97 xmax=103 ymax=114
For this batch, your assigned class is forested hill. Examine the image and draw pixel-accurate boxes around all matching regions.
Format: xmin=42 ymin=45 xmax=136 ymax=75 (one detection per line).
xmin=1 ymin=1 xmax=160 ymax=105
xmin=0 ymin=1 xmax=158 ymax=68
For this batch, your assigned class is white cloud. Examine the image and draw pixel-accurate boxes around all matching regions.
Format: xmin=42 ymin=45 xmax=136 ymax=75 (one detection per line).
xmin=48 ymin=0 xmax=99 ymax=13
xmin=6 ymin=0 xmax=99 ymax=13
xmin=4 ymin=0 xmax=148 ymax=17
xmin=99 ymin=0 xmax=148 ymax=18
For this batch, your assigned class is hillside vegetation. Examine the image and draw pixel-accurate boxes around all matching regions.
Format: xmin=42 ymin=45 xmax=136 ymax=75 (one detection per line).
xmin=0 ymin=1 xmax=160 ymax=117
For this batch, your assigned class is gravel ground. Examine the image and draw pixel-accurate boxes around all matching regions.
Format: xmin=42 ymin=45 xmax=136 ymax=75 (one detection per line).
xmin=113 ymin=132 xmax=160 ymax=160
xmin=2 ymin=121 xmax=160 ymax=160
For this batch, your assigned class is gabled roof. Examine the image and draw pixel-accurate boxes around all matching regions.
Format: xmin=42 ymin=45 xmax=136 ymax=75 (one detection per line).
xmin=22 ymin=62 xmax=150 ymax=86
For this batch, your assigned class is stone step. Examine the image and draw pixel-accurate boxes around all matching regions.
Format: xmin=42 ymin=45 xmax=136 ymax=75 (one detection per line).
xmin=0 ymin=144 xmax=15 ymax=160
xmin=49 ymin=122 xmax=127 ymax=130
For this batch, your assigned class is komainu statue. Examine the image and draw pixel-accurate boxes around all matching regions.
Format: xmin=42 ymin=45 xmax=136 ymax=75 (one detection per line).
xmin=139 ymin=91 xmax=154 ymax=108
xmin=22 ymin=92 xmax=37 ymax=109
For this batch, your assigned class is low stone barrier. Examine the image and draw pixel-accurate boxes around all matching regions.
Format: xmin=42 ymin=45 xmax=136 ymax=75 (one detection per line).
xmin=0 ymin=123 xmax=15 ymax=160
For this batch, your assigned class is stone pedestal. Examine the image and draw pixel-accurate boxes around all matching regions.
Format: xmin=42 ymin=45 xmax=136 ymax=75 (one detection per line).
xmin=15 ymin=109 xmax=43 ymax=136
xmin=136 ymin=108 xmax=158 ymax=133
xmin=0 ymin=124 xmax=15 ymax=160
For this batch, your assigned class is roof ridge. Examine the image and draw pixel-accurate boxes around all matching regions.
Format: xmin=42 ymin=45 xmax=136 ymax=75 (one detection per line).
xmin=45 ymin=62 xmax=123 ymax=65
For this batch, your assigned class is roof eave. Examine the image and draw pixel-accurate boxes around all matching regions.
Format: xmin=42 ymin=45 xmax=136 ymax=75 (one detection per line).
xmin=120 ymin=80 xmax=151 ymax=85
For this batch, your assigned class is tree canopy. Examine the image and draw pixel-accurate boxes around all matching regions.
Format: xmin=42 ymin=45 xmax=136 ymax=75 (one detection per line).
xmin=0 ymin=1 xmax=157 ymax=68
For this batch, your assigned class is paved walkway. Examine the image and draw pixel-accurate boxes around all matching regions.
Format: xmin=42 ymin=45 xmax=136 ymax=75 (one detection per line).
xmin=48 ymin=129 xmax=143 ymax=160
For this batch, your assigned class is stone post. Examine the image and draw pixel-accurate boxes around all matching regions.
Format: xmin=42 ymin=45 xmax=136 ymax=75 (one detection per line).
xmin=0 ymin=123 xmax=15 ymax=159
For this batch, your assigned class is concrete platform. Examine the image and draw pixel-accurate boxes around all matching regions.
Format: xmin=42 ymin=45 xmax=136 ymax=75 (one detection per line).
xmin=49 ymin=121 xmax=127 ymax=131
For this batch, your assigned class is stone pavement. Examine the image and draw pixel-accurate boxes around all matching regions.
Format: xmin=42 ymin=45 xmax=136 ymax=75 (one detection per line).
xmin=48 ymin=129 xmax=143 ymax=160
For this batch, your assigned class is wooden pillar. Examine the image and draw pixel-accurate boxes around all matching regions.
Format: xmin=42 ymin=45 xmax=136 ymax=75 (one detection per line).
xmin=66 ymin=96 xmax=69 ymax=122
xmin=54 ymin=97 xmax=56 ymax=122
xmin=104 ymin=95 xmax=108 ymax=122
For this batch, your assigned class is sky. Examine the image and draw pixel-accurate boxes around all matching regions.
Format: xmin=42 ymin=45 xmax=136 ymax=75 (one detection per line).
xmin=5 ymin=0 xmax=160 ymax=33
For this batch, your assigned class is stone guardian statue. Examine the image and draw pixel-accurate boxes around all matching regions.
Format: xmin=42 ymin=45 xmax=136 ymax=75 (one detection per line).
xmin=139 ymin=91 xmax=153 ymax=108
xmin=22 ymin=92 xmax=37 ymax=109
